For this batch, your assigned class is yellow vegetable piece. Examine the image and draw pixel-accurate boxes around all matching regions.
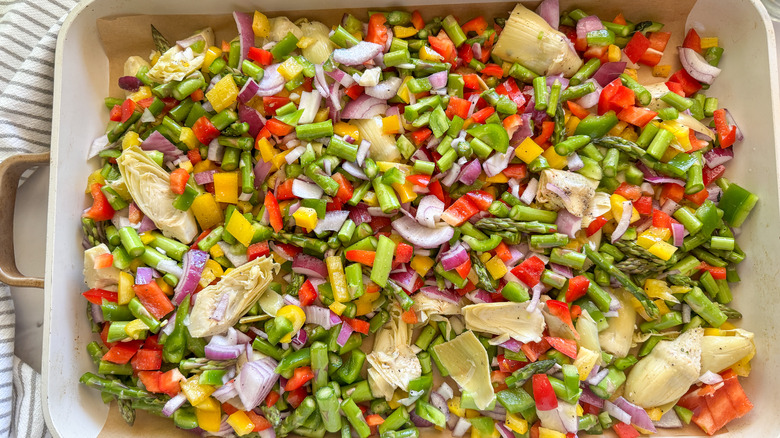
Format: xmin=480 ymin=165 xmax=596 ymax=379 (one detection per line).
xmin=202 ymin=46 xmax=223 ymax=74
xmin=117 ymin=271 xmax=135 ymax=305
xmin=485 ymin=256 xmax=508 ymax=280
xmin=623 ymin=68 xmax=638 ymax=81
xmin=376 ymin=161 xmax=413 ymax=174
xmin=573 ymin=346 xmax=600 ymax=380
xmin=314 ymin=107 xmax=330 ymax=122
xmin=297 ymin=36 xmax=316 ymax=49
xmin=329 ymin=300 xmax=347 ymax=316
xmin=196 ymin=407 xmax=222 ymax=432
xmin=193 ymin=159 xmax=219 ymax=174
xmin=660 ymin=120 xmax=692 ymax=152
xmin=156 ymin=276 xmax=174 ymax=296
xmin=191 ymin=193 xmax=224 ymax=229
xmin=128 ymin=86 xmax=152 ymax=102
xmin=293 ymin=207 xmax=319 ymax=231
xmin=86 ymin=170 xmax=106 ymax=193
xmin=179 ymin=160 xmax=193 ymax=173
xmin=648 ymin=240 xmax=678 ymax=261
xmin=393 ymin=25 xmax=418 ymax=38
xmin=124 ymin=319 xmax=148 ymax=339
xmin=252 ymin=11 xmax=271 ymax=37
xmin=485 ymin=173 xmax=508 ymax=183
xmin=515 ymin=137 xmax=544 ymax=164
xmin=271 ymin=149 xmax=292 ymax=170
xmin=542 ymin=147 xmax=567 ymax=170
xmin=237 ymin=200 xmax=253 ymax=214
xmin=505 ymin=414 xmax=528 ymax=434
xmin=179 ymin=127 xmax=199 ymax=150
xmin=419 ymin=46 xmax=444 ymax=62
xmin=700 ymin=37 xmax=719 ymax=49
xmin=195 ymin=396 xmax=221 ymax=412
xmin=621 ymin=126 xmax=639 ymax=142
xmin=213 ymin=172 xmax=239 ymax=204
xmin=539 ymin=427 xmax=566 ymax=438
xmin=334 ymin=122 xmax=361 ymax=142
xmin=382 ymin=115 xmax=402 ymax=134
xmin=448 ymin=397 xmax=465 ymax=417
xmin=411 ymin=255 xmax=435 ymax=278
xmin=139 ymin=232 xmax=155 ymax=245
xmin=610 ymin=194 xmax=640 ymax=224
xmin=206 ymin=75 xmax=239 ymax=113
xmin=362 ymin=190 xmax=379 ymax=207
xmin=652 ymin=65 xmax=672 ymax=78
xmin=646 ymin=407 xmax=663 ymax=422
xmin=206 ymin=259 xmax=224 ymax=277
xmin=392 ymin=181 xmax=418 ymax=204
xmin=209 ymin=243 xmax=224 ymax=259
xmin=227 ymin=411 xmax=255 ymax=436
xmin=397 ymin=76 xmax=414 ymax=104
xmin=122 ymin=131 xmax=142 ymax=150
xmin=256 ymin=137 xmax=277 ymax=163
xmin=607 ymin=44 xmax=622 ymax=62
xmin=655 ymin=299 xmax=671 ymax=315
xmin=720 ymin=321 xmax=737 ymax=330
xmin=608 ymin=120 xmax=628 ymax=137
xmin=277 ymin=57 xmax=304 ymax=81
xmin=637 ymin=226 xmax=671 ymax=249
xmin=471 ymin=424 xmax=500 ymax=438
xmin=226 ymin=210 xmax=254 ymax=246
xmin=277 ymin=304 xmax=306 ymax=343
xmin=327 ymin=256 xmax=350 ymax=302
xmin=180 ymin=376 xmax=215 ymax=406
xmin=565 ymin=116 xmax=580 ymax=133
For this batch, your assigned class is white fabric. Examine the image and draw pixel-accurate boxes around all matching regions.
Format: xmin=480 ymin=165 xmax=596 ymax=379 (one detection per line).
xmin=0 ymin=0 xmax=80 ymax=436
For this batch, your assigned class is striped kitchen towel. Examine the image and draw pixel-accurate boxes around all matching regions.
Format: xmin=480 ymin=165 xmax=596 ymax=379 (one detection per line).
xmin=0 ymin=0 xmax=80 ymax=436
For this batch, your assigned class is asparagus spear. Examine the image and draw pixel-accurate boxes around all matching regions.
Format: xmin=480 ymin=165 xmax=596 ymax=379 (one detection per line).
xmin=79 ymin=373 xmax=158 ymax=400
xmin=505 ymin=359 xmax=557 ymax=387
xmin=470 ymin=252 xmax=497 ymax=293
xmin=475 ymin=218 xmax=558 ymax=234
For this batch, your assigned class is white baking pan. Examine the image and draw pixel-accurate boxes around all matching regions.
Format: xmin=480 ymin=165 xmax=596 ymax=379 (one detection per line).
xmin=27 ymin=0 xmax=780 ymax=436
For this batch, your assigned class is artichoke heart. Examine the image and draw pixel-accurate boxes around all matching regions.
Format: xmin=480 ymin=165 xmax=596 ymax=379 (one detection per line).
xmin=117 ymin=145 xmax=199 ymax=243
xmin=700 ymin=329 xmax=755 ymax=375
xmin=432 ymin=331 xmax=495 ymax=410
xmin=624 ymin=328 xmax=703 ymax=408
xmin=147 ymin=45 xmax=206 ymax=83
xmin=300 ymin=20 xmax=335 ymax=64
xmin=352 ymin=117 xmax=401 ymax=162
xmin=462 ymin=302 xmax=545 ymax=343
xmin=582 ymin=192 xmax=611 ymax=227
xmin=492 ymin=4 xmax=582 ymax=77
xmin=188 ymin=256 xmax=279 ymax=337
xmin=598 ymin=290 xmax=636 ymax=358
xmin=366 ymin=304 xmax=421 ymax=400
xmin=83 ymin=243 xmax=120 ymax=290
xmin=537 ymin=169 xmax=599 ymax=218
xmin=413 ymin=293 xmax=462 ymax=324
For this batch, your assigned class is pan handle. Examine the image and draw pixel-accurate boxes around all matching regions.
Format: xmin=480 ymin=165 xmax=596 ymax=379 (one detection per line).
xmin=0 ymin=152 xmax=49 ymax=289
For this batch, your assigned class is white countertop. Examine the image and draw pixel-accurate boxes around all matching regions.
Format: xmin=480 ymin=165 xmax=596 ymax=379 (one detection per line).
xmin=9 ymin=20 xmax=780 ymax=374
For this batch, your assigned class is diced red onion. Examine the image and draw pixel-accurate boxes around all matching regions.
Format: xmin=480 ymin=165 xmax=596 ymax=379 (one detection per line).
xmin=420 ymin=286 xmax=460 ymax=304
xmin=471 ymin=43 xmax=482 ymax=62
xmin=367 ymin=207 xmax=395 ymax=217
xmin=313 ymin=64 xmax=330 ymax=98
xmin=679 ymin=47 xmax=721 ymax=85
xmin=193 ymin=170 xmax=216 ymax=185
xmin=314 ymin=210 xmax=350 ymax=234
xmin=333 ymin=41 xmax=384 ymax=65
xmin=341 ymin=161 xmax=369 ymax=180
xmin=390 ymin=267 xmax=420 ymax=293
xmin=141 ymin=131 xmax=184 ymax=163
xmin=257 ymin=63 xmax=285 ymax=96
xmin=205 ymin=343 xmax=243 ymax=360
xmin=645 ymin=174 xmax=686 ymax=186
xmin=236 ymin=358 xmax=279 ymax=411
xmin=699 ymin=370 xmax=724 ymax=385
xmin=416 ymin=195 xmax=445 ymax=228
xmin=326 ymin=68 xmax=355 ymax=87
xmin=483 ymin=149 xmax=513 ymax=177
xmin=521 ymin=178 xmax=538 ymax=204
xmin=704 ymin=146 xmax=733 ymax=168
xmin=87 ymin=134 xmax=111 ymax=159
xmin=611 ymin=201 xmax=633 ymax=242
xmin=505 ymin=246 xmax=525 ymax=267
xmin=354 ymin=139 xmax=371 ymax=166
xmin=90 ymin=303 xmax=104 ymax=324
xmin=707 ymin=185 xmax=722 ymax=203
xmin=549 ymin=263 xmax=573 ymax=279
xmin=441 ymin=162 xmax=462 ymax=187
xmin=546 ymin=183 xmax=571 ymax=204
xmin=292 ymin=253 xmax=328 ymax=279
xmin=233 ymin=12 xmax=254 ymax=65
xmin=579 ymin=386 xmax=605 ymax=408
xmin=526 ymin=283 xmax=545 ymax=311
xmin=440 ymin=242 xmax=469 ymax=271
xmin=576 ymin=78 xmax=602 ymax=109
xmin=291 ymin=178 xmax=324 ymax=200
xmin=546 ymin=74 xmax=569 ymax=89
xmin=613 ymin=397 xmax=657 ymax=433
xmin=466 ymin=289 xmax=494 ymax=304
xmin=593 ymin=62 xmax=627 ymax=87
xmin=576 ymin=15 xmax=605 ymax=41
xmin=336 ymin=321 xmax=354 ymax=347
xmin=500 ymin=338 xmax=523 ymax=353
xmin=118 ymin=76 xmax=143 ymax=92
xmin=566 ymin=152 xmax=584 ymax=171
xmin=586 ymin=367 xmax=609 ymax=386
xmin=466 ymin=94 xmax=480 ymax=118
xmin=342 ymin=94 xmax=388 ymax=120
xmin=285 ymin=146 xmax=306 ymax=165
xmin=428 ymin=71 xmax=449 ymax=90
xmin=604 ymin=400 xmax=632 ymax=425
xmin=555 ymin=209 xmax=582 ymax=239
xmin=291 ymin=328 xmax=308 ymax=349
xmin=660 ymin=199 xmax=679 ymax=216
xmin=172 ymin=249 xmax=208 ymax=304
xmin=218 ymin=241 xmax=247 ymax=268
xmin=452 ymin=417 xmax=472 ymax=437
xmin=253 ymin=158 xmax=273 ymax=189
xmin=348 ymin=204 xmax=372 ymax=226
xmin=535 ymin=0 xmax=560 ymax=29
xmin=162 ymin=393 xmax=187 ymax=417
xmin=392 ymin=216 xmax=454 ymax=249
xmin=723 ymin=109 xmax=744 ymax=141
xmin=135 ymin=267 xmax=154 ymax=285
xmin=210 ymin=293 xmax=230 ymax=321
xmin=671 ymin=222 xmax=686 ymax=246
xmin=207 ymin=139 xmax=224 ymax=163
xmin=240 ymin=104 xmax=265 ymax=139
xmin=304 ymin=306 xmax=341 ymax=329
xmin=238 ymin=79 xmax=260 ymax=104
xmin=495 ymin=423 xmax=514 ymax=438
xmin=365 ymin=76 xmax=403 ymax=99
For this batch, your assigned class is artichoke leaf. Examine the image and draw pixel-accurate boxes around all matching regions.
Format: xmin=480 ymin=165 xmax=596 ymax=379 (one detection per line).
xmin=188 ymin=256 xmax=279 ymax=337
xmin=83 ymin=244 xmax=120 ymax=291
xmin=462 ymin=302 xmax=545 ymax=343
xmin=700 ymin=329 xmax=755 ymax=375
xmin=432 ymin=331 xmax=495 ymax=410
xmin=537 ymin=169 xmax=599 ymax=218
xmin=300 ymin=20 xmax=335 ymax=64
xmin=146 ymin=45 xmax=205 ymax=83
xmin=366 ymin=304 xmax=421 ymax=400
xmin=598 ymin=290 xmax=636 ymax=358
xmin=624 ymin=328 xmax=703 ymax=408
xmin=116 ymin=145 xmax=199 ymax=243
xmin=413 ymin=293 xmax=462 ymax=324
xmin=352 ymin=117 xmax=401 ymax=162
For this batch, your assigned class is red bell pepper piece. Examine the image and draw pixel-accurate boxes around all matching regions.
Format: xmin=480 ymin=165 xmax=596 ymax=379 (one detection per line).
xmin=503 ymin=163 xmax=528 ymax=179
xmin=713 ymin=109 xmax=736 ymax=148
xmin=465 ymin=190 xmax=494 ymax=211
xmin=109 ymin=104 xmax=122 ymax=122
xmin=102 ymin=340 xmax=143 ymax=364
xmin=133 ymin=282 xmax=175 ymax=320
xmin=410 ymin=128 xmax=433 ymax=146
xmin=502 ymin=114 xmax=524 ymax=137
xmin=494 ymin=242 xmax=512 ymax=263
xmin=623 ymin=32 xmax=651 ymax=63
xmin=613 ymin=182 xmax=642 ymax=201
xmin=169 ymin=168 xmax=190 ymax=195
xmin=192 ymin=116 xmax=221 ymax=145
xmin=275 ymin=179 xmax=295 ymax=201
xmin=264 ymin=192 xmax=283 ymax=232
xmin=248 ymin=47 xmax=274 ymax=66
xmin=532 ymin=374 xmax=558 ymax=410
xmin=247 ymin=241 xmax=270 ymax=261
xmin=84 ymin=183 xmax=115 ymax=222
xmin=264 ymin=390 xmax=280 ymax=408
xmin=497 ymin=354 xmax=528 ymax=373
xmin=521 ymin=337 xmax=551 ymax=362
xmin=583 ymin=45 xmax=609 ymax=63
xmin=660 ymin=183 xmax=685 ymax=203
xmin=534 ymin=121 xmax=555 ymax=145
xmin=286 ymin=386 xmax=308 ymax=408
xmin=83 ymin=288 xmax=118 ymax=305
xmin=470 ymin=107 xmax=495 ymax=125
xmin=144 ymin=334 xmax=163 ymax=350
xmin=703 ymin=164 xmax=726 ymax=186
xmin=565 ymin=275 xmax=590 ymax=302
xmin=613 ymin=423 xmax=640 ymax=438
xmin=682 ymin=28 xmax=703 ymax=53
xmin=458 ymin=43 xmax=474 ymax=66
xmin=696 ymin=261 xmax=727 ymax=280
xmin=652 ymin=210 xmax=673 ymax=229
xmin=446 ymin=96 xmax=472 ymax=120
xmin=93 ymin=253 xmax=114 ymax=269
xmin=285 ymin=366 xmax=315 ymax=391
xmin=511 ymin=256 xmax=546 ymax=287
xmin=428 ymin=31 xmax=456 ymax=64
xmin=344 ymin=317 xmax=370 ymax=335
xmin=428 ymin=180 xmax=451 ymax=208
xmin=137 ymin=371 xmax=163 ymax=393
xmin=684 ymin=187 xmax=709 ymax=206
xmin=345 ymin=83 xmax=364 ymax=100
xmin=265 ymin=118 xmax=295 ymax=136
xmin=186 ymin=149 xmax=202 ymax=165
xmin=544 ymin=336 xmax=578 ymax=359
xmin=131 ymin=348 xmax=163 ymax=371
xmin=406 ymin=174 xmax=431 ymax=187
xmin=366 ymin=13 xmax=389 ymax=46
xmin=462 ymin=74 xmax=482 ymax=90
xmin=634 ymin=195 xmax=654 ymax=216
xmin=617 ymin=106 xmax=658 ymax=127
xmin=246 ymin=411 xmax=273 ymax=432
xmin=332 ymin=173 xmax=354 ymax=203
xmin=546 ymin=300 xmax=579 ymax=339
xmin=668 ymin=69 xmax=702 ymax=96
xmin=586 ymin=215 xmax=608 ymax=237
xmin=461 ymin=16 xmax=488 ymax=35
xmin=648 ymin=32 xmax=672 ymax=52
xmin=346 ymin=250 xmax=376 ymax=267
xmin=441 ymin=196 xmax=480 ymax=226
xmin=158 ymin=368 xmax=185 ymax=397
xmin=263 ymin=96 xmax=290 ymax=116
xmin=394 ymin=243 xmax=414 ymax=265
xmin=411 ymin=10 xmax=425 ymax=30
xmin=297 ymin=279 xmax=318 ymax=306
xmin=120 ymin=98 xmax=137 ymax=123
xmin=566 ymin=100 xmax=591 ymax=120
xmin=481 ymin=63 xmax=504 ymax=78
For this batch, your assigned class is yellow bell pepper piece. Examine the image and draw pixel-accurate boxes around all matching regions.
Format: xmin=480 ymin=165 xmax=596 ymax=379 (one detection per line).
xmin=206 ymin=75 xmax=239 ymax=113
xmin=542 ymin=147 xmax=567 ymax=170
xmin=85 ymin=170 xmax=105 ymax=193
xmin=637 ymin=226 xmax=672 ymax=249
xmin=277 ymin=57 xmax=304 ymax=81
xmin=213 ymin=172 xmax=239 ymax=204
xmin=393 ymin=25 xmax=418 ymax=38
xmin=117 ymin=271 xmax=135 ymax=305
xmin=327 ymin=256 xmax=350 ymax=302
xmin=607 ymin=44 xmax=622 ymax=62
xmin=655 ymin=299 xmax=671 ymax=315
xmin=179 ymin=127 xmax=199 ymax=150
xmin=652 ymin=65 xmax=672 ymax=77
xmin=411 ymin=255 xmax=435 ymax=278
xmin=297 ymin=36 xmax=316 ymax=49
xmin=293 ymin=207 xmax=319 ymax=231
xmin=396 ymin=75 xmax=414 ymax=104
xmin=539 ymin=427 xmax=566 ymax=438
xmin=252 ymin=11 xmax=271 ymax=38
xmin=485 ymin=173 xmax=508 ymax=183
xmin=156 ymin=277 xmax=173 ymax=296
xmin=195 ymin=396 xmax=220 ymax=412
xmin=329 ymin=300 xmax=347 ymax=316
xmin=139 ymin=232 xmax=155 ymax=245
xmin=205 ymin=259 xmax=224 ymax=277
xmin=227 ymin=411 xmax=256 ymax=436
xmin=660 ymin=120 xmax=692 ymax=152
xmin=362 ymin=190 xmax=379 ymax=207
xmin=485 ymin=256 xmax=507 ymax=280
xmin=128 ymin=86 xmax=152 ymax=102
xmin=277 ymin=304 xmax=306 ymax=343
xmin=191 ymin=193 xmax=224 ymax=229
xmin=193 ymin=159 xmax=218 ymax=174
xmin=573 ymin=346 xmax=599 ymax=380
xmin=209 ymin=243 xmax=225 ymax=259
xmin=124 ymin=319 xmax=148 ymax=339
xmin=122 ymin=131 xmax=142 ymax=150
xmin=608 ymin=120 xmax=628 ymax=137
xmin=237 ymin=200 xmax=253 ymax=214
xmin=648 ymin=240 xmax=678 ymax=261
xmin=419 ymin=46 xmax=444 ymax=62
xmin=700 ymin=37 xmax=719 ymax=49
xmin=448 ymin=396 xmax=465 ymax=417
xmin=382 ymin=115 xmax=402 ymax=134
xmin=179 ymin=160 xmax=193 ymax=174
xmin=180 ymin=376 xmax=215 ymax=406
xmin=391 ymin=181 xmax=417 ymax=203
xmin=314 ymin=107 xmax=330 ymax=122
xmin=643 ymin=279 xmax=679 ymax=303
xmin=255 ymin=137 xmax=277 ymax=163
xmin=565 ymin=116 xmax=580 ymax=133
xmin=623 ymin=68 xmax=638 ymax=81
xmin=334 ymin=122 xmax=361 ymax=142
xmin=515 ymin=137 xmax=544 ymax=164
xmin=202 ymin=46 xmax=223 ymax=74
xmin=610 ymin=194 xmax=640 ymax=224
xmin=376 ymin=161 xmax=412 ymax=174
xmin=621 ymin=126 xmax=639 ymax=142
xmin=196 ymin=407 xmax=222 ymax=432
xmin=226 ymin=210 xmax=254 ymax=246
xmin=505 ymin=414 xmax=528 ymax=434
